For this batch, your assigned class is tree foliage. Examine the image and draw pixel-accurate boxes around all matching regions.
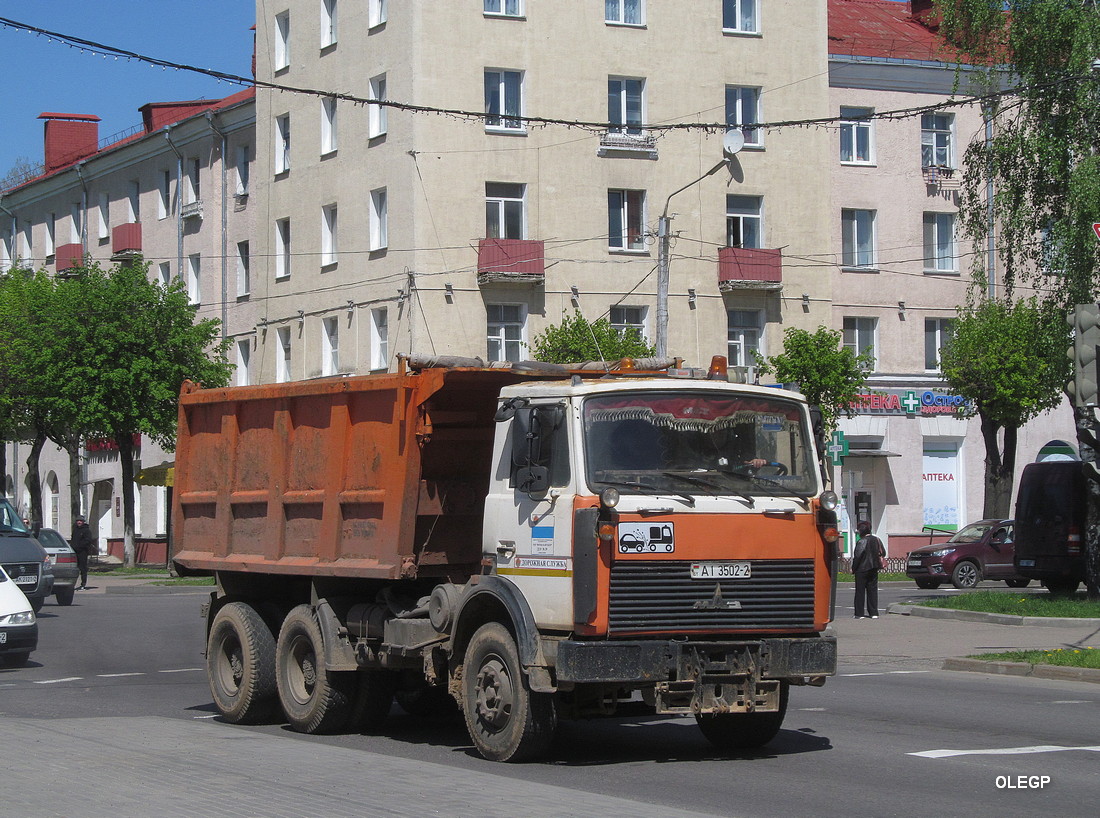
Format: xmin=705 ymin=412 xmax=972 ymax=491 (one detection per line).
xmin=529 ymin=310 xmax=656 ymax=364
xmin=754 ymin=326 xmax=871 ymax=433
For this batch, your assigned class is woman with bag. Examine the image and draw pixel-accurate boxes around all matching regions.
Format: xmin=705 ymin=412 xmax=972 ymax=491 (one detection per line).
xmin=852 ymin=519 xmax=887 ymax=619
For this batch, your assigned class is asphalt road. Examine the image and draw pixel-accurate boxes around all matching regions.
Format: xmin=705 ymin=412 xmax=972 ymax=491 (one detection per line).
xmin=1 ymin=583 xmax=1097 ymax=817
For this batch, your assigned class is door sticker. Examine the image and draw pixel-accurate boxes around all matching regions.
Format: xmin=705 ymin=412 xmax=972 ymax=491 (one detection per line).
xmin=618 ymin=522 xmax=675 ymax=554
xmin=531 ymin=524 xmax=554 ymax=555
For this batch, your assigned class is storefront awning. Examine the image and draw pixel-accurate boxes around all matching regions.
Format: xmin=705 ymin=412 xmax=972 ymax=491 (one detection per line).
xmin=847 ymin=449 xmax=902 ymax=458
xmin=135 ymin=461 xmax=174 ymax=487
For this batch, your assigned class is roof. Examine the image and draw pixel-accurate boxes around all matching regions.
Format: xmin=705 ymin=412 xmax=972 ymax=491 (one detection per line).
xmin=828 ymin=0 xmax=954 ymax=62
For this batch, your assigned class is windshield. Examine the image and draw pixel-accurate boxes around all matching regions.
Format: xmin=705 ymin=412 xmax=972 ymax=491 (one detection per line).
xmin=947 ymin=522 xmax=1001 ymax=543
xmin=583 ymin=391 xmax=817 ymax=497
xmin=0 ymin=498 xmax=30 ymax=534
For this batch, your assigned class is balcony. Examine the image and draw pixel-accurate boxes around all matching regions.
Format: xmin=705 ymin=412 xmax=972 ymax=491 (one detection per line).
xmin=111 ymin=222 xmax=142 ymax=259
xmin=922 ymin=165 xmax=960 ymax=190
xmin=717 ymin=247 xmax=783 ymax=292
xmin=477 ymin=238 xmax=545 ymax=286
xmin=54 ymin=243 xmax=83 ymax=276
xmin=182 ymin=199 xmax=204 ymax=220
xmin=597 ymin=130 xmax=658 ymax=159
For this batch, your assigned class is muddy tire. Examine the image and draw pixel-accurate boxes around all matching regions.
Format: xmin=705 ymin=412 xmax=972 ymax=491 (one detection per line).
xmin=276 ymin=604 xmax=355 ymax=734
xmin=206 ymin=601 xmax=278 ymax=724
xmin=695 ymin=681 xmax=789 ymax=751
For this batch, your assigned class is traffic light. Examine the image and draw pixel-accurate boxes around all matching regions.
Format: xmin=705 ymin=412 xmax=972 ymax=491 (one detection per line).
xmin=1068 ymin=304 xmax=1100 ymax=407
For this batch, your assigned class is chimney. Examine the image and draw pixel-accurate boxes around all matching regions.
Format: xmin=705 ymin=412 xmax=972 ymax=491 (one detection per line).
xmin=911 ymin=0 xmax=938 ymax=26
xmin=39 ymin=113 xmax=101 ymax=173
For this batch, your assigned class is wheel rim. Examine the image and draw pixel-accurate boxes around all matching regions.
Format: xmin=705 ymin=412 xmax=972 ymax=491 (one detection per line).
xmin=286 ymin=633 xmax=318 ymax=705
xmin=958 ymin=564 xmax=977 ymax=587
xmin=474 ymin=654 xmax=514 ymax=733
xmin=214 ymin=633 xmax=245 ymax=695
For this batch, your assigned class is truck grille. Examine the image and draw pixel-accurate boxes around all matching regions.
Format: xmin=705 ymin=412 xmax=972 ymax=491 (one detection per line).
xmin=608 ymin=560 xmax=815 ymax=633
xmin=1 ymin=561 xmax=41 ymax=592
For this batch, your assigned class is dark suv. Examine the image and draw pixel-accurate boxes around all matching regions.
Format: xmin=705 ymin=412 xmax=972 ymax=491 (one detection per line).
xmin=905 ymin=519 xmax=1031 ymax=590
xmin=1014 ymin=461 xmax=1087 ymax=595
xmin=0 ymin=497 xmax=54 ymax=612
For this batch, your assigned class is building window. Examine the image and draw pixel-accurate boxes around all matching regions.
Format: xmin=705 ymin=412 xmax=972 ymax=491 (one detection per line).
xmin=484 ymin=69 xmax=524 ymax=132
xmin=275 ymin=218 xmax=291 ymax=279
xmin=187 ymin=253 xmax=201 ymax=305
xmin=236 ymin=339 xmax=251 ymax=387
xmin=608 ymin=189 xmax=646 ymax=251
xmin=485 ymin=0 xmax=522 ymax=16
xmin=841 ymin=208 xmax=876 ymax=269
xmin=722 ymin=0 xmax=758 ymax=33
xmin=275 ymin=115 xmax=291 ymax=174
xmin=485 ymin=182 xmax=525 ymax=239
xmin=236 ymin=241 xmax=250 ymax=297
xmin=726 ymin=195 xmax=762 ymax=248
xmin=321 ymin=204 xmax=338 ymax=266
xmin=610 ymin=305 xmax=647 ymax=342
xmin=184 ymin=158 xmax=200 ymax=204
xmin=45 ymin=214 xmax=55 ymax=258
xmin=370 ymin=188 xmax=388 ymax=250
xmin=158 ymin=170 xmax=171 ymax=219
xmin=321 ymin=0 xmax=338 ymax=47
xmin=370 ymin=308 xmax=388 ymax=370
xmin=608 ymin=77 xmax=644 ymax=135
xmin=235 ymin=145 xmax=250 ymax=195
xmin=923 ymin=212 xmax=958 ymax=274
xmin=276 ymin=326 xmax=292 ymax=383
xmin=369 ymin=0 xmax=387 ymax=28
xmin=921 ymin=112 xmax=954 ymax=168
xmin=369 ymin=74 xmax=387 ymax=138
xmin=274 ymin=11 xmax=290 ymax=71
xmin=727 ymin=309 xmax=762 ymax=367
xmin=158 ymin=261 xmax=171 ymax=288
xmin=725 ymin=86 xmax=761 ymax=147
xmin=840 ymin=106 xmax=874 ymax=164
xmin=97 ymin=192 xmax=109 ymax=241
xmin=322 ymin=316 xmax=339 ymax=376
xmin=70 ymin=203 xmax=82 ymax=243
xmin=321 ymin=97 xmax=338 ymax=155
xmin=487 ymin=304 xmax=525 ymax=362
xmin=925 ymin=318 xmax=955 ymax=371
xmin=605 ymin=0 xmax=643 ymax=26
xmin=843 ymin=316 xmax=877 ymax=370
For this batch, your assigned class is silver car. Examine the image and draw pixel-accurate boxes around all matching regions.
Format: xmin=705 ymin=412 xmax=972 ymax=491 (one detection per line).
xmin=35 ymin=528 xmax=80 ymax=606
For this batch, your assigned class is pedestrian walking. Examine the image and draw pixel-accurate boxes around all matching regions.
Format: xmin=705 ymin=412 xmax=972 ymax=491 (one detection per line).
xmin=70 ymin=516 xmax=96 ymax=590
xmin=852 ymin=519 xmax=886 ymax=619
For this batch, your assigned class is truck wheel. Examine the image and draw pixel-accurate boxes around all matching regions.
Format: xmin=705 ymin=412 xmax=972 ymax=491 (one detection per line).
xmin=207 ymin=601 xmax=278 ymax=724
xmin=462 ymin=622 xmax=557 ymax=762
xmin=276 ymin=604 xmax=355 ymax=734
xmin=1005 ymin=579 xmax=1030 ymax=588
xmin=1043 ymin=580 xmax=1080 ymax=596
xmin=695 ymin=681 xmax=789 ymax=751
xmin=55 ymin=587 xmax=75 ymax=606
xmin=951 ymin=561 xmax=980 ymax=589
xmin=348 ymin=669 xmax=398 ymax=732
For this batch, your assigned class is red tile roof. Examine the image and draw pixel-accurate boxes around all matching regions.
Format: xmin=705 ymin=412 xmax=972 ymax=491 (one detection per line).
xmin=829 ymin=0 xmax=954 ymax=62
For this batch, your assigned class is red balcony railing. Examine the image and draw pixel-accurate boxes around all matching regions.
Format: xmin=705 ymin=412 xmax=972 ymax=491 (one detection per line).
xmin=477 ymin=238 xmax=545 ymax=285
xmin=112 ymin=222 xmax=142 ymax=256
xmin=718 ymin=246 xmax=783 ymax=291
xmin=55 ymin=243 xmax=83 ymax=274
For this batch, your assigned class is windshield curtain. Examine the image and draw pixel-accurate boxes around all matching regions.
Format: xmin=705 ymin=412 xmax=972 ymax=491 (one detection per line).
xmin=582 ymin=392 xmax=816 ymax=496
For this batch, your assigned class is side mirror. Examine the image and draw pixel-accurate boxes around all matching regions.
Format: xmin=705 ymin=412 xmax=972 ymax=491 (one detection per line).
xmin=510 ymin=404 xmax=564 ymax=495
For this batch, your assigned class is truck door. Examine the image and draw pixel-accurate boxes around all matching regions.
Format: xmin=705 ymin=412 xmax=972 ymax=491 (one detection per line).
xmin=484 ymin=401 xmax=575 ymax=631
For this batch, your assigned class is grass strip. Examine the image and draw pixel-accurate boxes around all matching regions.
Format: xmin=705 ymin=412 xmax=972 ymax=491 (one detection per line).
xmin=918 ymin=590 xmax=1100 ymax=618
xmin=967 ymin=647 xmax=1100 ymax=669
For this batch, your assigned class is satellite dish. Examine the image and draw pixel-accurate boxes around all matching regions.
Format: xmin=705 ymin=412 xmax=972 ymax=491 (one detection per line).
xmin=723 ymin=130 xmax=745 ymax=158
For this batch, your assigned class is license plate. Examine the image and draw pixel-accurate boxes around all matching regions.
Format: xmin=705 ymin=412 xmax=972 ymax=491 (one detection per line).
xmin=907 ymin=559 xmax=922 ymax=567
xmin=690 ymin=561 xmax=750 ymax=579
xmin=1018 ymin=559 xmax=1035 ymax=567
xmin=0 ymin=633 xmax=6 ymax=644
xmin=14 ymin=574 xmax=36 ymax=585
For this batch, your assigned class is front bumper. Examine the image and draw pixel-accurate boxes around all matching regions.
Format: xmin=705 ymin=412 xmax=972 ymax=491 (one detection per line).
xmin=905 ymin=559 xmax=948 ymax=581
xmin=0 ymin=623 xmax=38 ymax=653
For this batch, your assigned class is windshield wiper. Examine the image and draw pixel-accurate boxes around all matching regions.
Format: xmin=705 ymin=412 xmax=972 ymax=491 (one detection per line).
xmin=593 ymin=479 xmax=695 ymax=508
xmin=744 ymin=474 xmax=811 ymax=509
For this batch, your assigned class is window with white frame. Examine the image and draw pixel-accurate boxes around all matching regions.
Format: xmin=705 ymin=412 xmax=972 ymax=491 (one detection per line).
xmin=321 ymin=0 xmax=338 ymax=47
xmin=370 ymin=188 xmax=388 ymax=250
xmin=924 ymin=318 xmax=955 ymax=371
xmin=726 ymin=195 xmax=762 ymax=248
xmin=840 ymin=106 xmax=874 ymax=164
xmin=236 ymin=338 xmax=251 ymax=386
xmin=841 ymin=208 xmax=876 ymax=269
xmin=275 ymin=114 xmax=291 ymax=174
xmin=275 ymin=218 xmax=291 ymax=279
xmin=485 ymin=0 xmax=522 ymax=16
xmin=605 ymin=0 xmax=643 ymax=26
xmin=127 ymin=181 xmax=140 ymax=222
xmin=158 ymin=170 xmax=171 ymax=219
xmin=274 ymin=11 xmax=290 ymax=71
xmin=484 ymin=69 xmax=523 ymax=132
xmin=369 ymin=0 xmax=387 ymax=28
xmin=158 ymin=261 xmax=171 ymax=288
xmin=368 ymin=74 xmax=387 ymax=138
xmin=97 ymin=192 xmax=109 ymax=240
xmin=610 ymin=306 xmax=647 ymax=342
xmin=235 ymin=144 xmax=250 ymax=195
xmin=185 ymin=158 xmax=200 ymax=204
xmin=322 ymin=316 xmax=339 ymax=376
xmin=722 ymin=0 xmax=758 ymax=33
xmin=187 ymin=253 xmax=201 ymax=305
xmin=727 ymin=309 xmax=762 ymax=367
xmin=321 ymin=204 xmax=338 ymax=266
xmin=276 ymin=326 xmax=292 ymax=383
xmin=237 ymin=240 xmax=250 ymax=297
xmin=370 ymin=308 xmax=388 ymax=370
xmin=608 ymin=77 xmax=644 ymax=135
xmin=725 ymin=86 xmax=762 ymax=147
xmin=923 ymin=212 xmax=958 ymax=274
xmin=485 ymin=182 xmax=525 ymax=239
xmin=70 ymin=203 xmax=82 ymax=243
xmin=921 ymin=112 xmax=954 ymax=168
xmin=843 ymin=316 xmax=877 ymax=370
xmin=608 ymin=189 xmax=646 ymax=251
xmin=321 ymin=97 xmax=337 ymax=154
xmin=45 ymin=214 xmax=55 ymax=257
xmin=487 ymin=304 xmax=525 ymax=362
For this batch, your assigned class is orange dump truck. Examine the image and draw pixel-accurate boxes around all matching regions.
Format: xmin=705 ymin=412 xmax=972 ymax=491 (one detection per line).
xmin=172 ymin=356 xmax=840 ymax=761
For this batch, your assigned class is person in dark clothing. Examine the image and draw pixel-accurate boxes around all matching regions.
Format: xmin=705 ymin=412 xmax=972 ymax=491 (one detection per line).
xmin=851 ymin=519 xmax=886 ymax=619
xmin=70 ymin=516 xmax=96 ymax=590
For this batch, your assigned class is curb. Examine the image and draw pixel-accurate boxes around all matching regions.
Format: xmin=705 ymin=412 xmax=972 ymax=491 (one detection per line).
xmin=887 ymin=602 xmax=1100 ymax=628
xmin=105 ymin=584 xmax=211 ymax=595
xmin=942 ymin=657 xmax=1100 ymax=685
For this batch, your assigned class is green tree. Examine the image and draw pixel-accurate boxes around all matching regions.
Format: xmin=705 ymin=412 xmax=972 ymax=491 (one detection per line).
xmin=939 ymin=298 xmax=1071 ymax=520
xmin=754 ymin=326 xmax=871 ymax=433
xmin=529 ymin=310 xmax=656 ymax=364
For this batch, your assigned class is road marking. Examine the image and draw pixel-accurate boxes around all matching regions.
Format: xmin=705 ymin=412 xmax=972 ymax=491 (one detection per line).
xmin=159 ymin=667 xmax=203 ymax=673
xmin=1050 ymin=700 xmax=1092 ymax=705
xmin=97 ymin=672 xmax=145 ymax=678
xmin=840 ymin=670 xmax=931 ymax=677
xmin=34 ymin=677 xmax=82 ymax=684
xmin=911 ymin=745 xmax=1100 ymax=759
xmin=797 ymin=707 xmax=827 ymax=711
xmin=193 ymin=714 xmax=220 ymax=719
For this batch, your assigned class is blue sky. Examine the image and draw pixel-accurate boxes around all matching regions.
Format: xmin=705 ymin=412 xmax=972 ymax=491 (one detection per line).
xmin=0 ymin=1 xmax=255 ymax=176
